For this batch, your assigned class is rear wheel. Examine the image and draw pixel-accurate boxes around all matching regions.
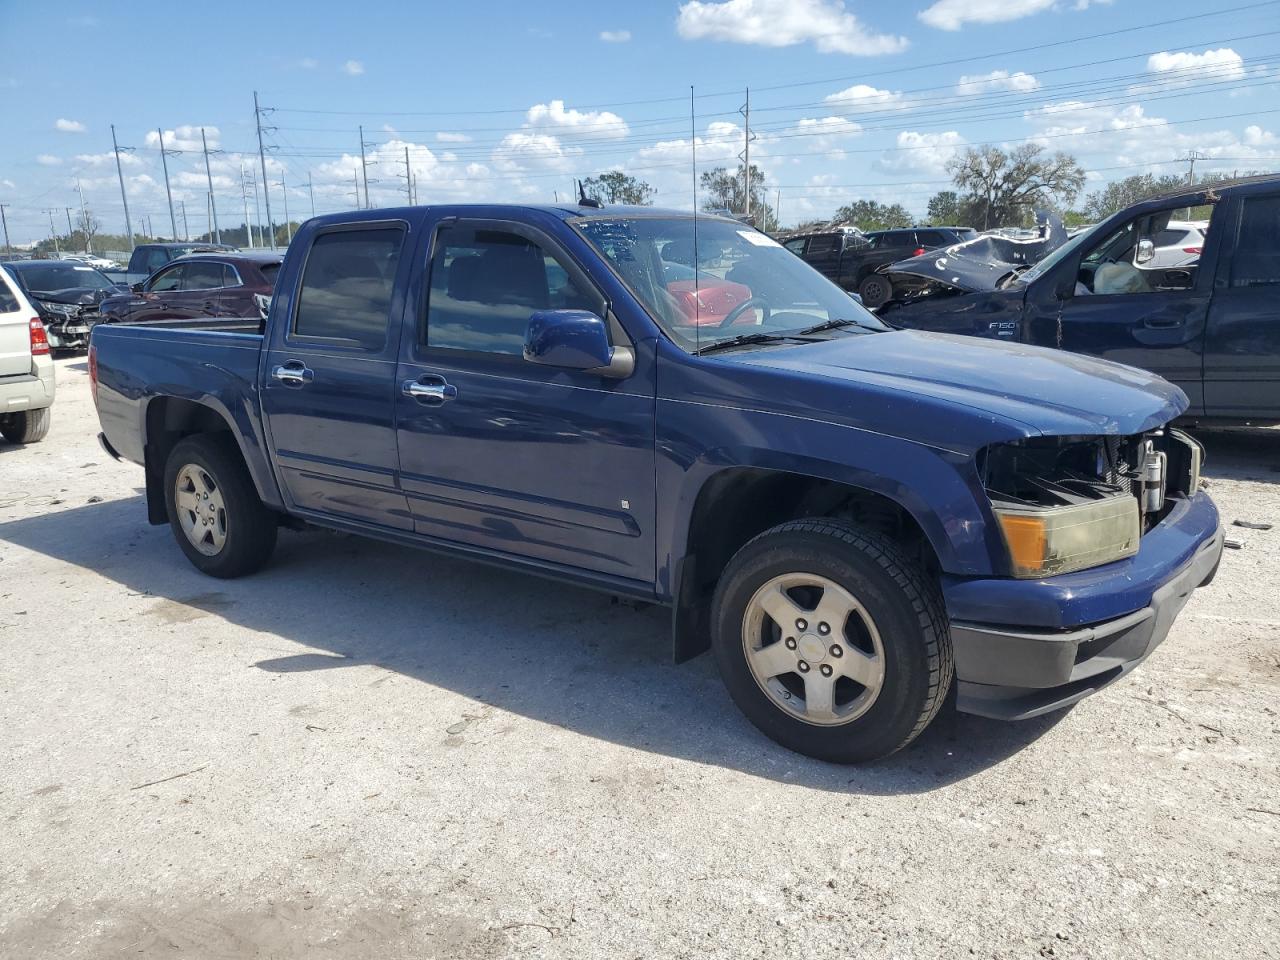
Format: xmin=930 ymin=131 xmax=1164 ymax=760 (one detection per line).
xmin=0 ymin=407 xmax=51 ymax=444
xmin=163 ymin=434 xmax=278 ymax=578
xmin=712 ymin=518 xmax=952 ymax=763
xmin=857 ymin=275 xmax=893 ymax=309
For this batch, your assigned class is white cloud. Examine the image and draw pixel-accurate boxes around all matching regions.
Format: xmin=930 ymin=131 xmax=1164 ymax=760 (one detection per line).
xmin=823 ymin=83 xmax=907 ymax=113
xmin=876 ymin=130 xmax=965 ymax=173
xmin=144 ymin=125 xmax=221 ymax=152
xmin=600 ymin=29 xmax=631 ymax=42
xmin=74 ymin=151 xmax=142 ymax=167
xmin=1147 ymin=48 xmax=1245 ymax=82
xmin=55 ymin=118 xmax=86 ymax=133
xmin=1243 ymin=124 xmax=1278 ymax=147
xmin=957 ymin=69 xmax=1040 ymax=94
xmin=342 ymin=59 xmax=365 ymax=76
xmin=525 ymin=100 xmax=629 ymax=139
xmin=919 ymin=0 xmax=1054 ymax=31
xmin=36 ymin=154 xmax=61 ymax=166
xmin=298 ymin=57 xmax=318 ymax=69
xmin=1 ymin=178 xmax=14 ymax=190
xmin=493 ymin=132 xmax=580 ymax=173
xmin=436 ymin=132 xmax=472 ymax=143
xmin=676 ymin=0 xmax=908 ymax=56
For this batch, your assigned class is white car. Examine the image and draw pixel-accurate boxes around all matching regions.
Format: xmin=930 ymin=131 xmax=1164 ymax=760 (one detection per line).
xmin=60 ymin=252 xmax=120 ymax=270
xmin=1146 ymin=220 xmax=1207 ymax=269
xmin=0 ymin=267 xmax=55 ymax=443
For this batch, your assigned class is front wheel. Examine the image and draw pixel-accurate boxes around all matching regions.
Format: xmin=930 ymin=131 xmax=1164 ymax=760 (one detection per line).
xmin=712 ymin=519 xmax=952 ymax=762
xmin=163 ymin=434 xmax=278 ymax=578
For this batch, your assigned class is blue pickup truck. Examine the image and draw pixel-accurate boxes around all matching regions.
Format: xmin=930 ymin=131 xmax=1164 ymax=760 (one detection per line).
xmin=881 ymin=175 xmax=1280 ymax=422
xmin=90 ymin=203 xmax=1224 ymax=762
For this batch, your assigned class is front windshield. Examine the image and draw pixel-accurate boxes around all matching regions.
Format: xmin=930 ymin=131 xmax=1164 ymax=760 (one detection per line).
xmin=15 ymin=263 xmax=116 ymax=293
xmin=1015 ymin=229 xmax=1090 ymax=285
xmin=575 ymin=216 xmax=887 ymax=351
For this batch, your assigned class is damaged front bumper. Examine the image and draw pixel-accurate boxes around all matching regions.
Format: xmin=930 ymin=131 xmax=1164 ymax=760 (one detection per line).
xmin=942 ymin=492 xmax=1223 ymax=720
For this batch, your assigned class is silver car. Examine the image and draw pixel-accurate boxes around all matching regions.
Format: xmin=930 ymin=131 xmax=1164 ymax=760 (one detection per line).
xmin=0 ymin=267 xmax=55 ymax=443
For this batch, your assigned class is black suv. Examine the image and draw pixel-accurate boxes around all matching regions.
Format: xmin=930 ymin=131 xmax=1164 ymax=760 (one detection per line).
xmin=783 ymin=226 xmax=977 ymax=307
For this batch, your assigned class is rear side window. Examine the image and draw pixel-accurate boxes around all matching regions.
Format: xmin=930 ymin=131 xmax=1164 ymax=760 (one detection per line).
xmin=258 ymin=263 xmax=281 ymax=287
xmin=141 ymin=248 xmax=171 ymax=274
xmin=1231 ymin=195 xmax=1280 ymax=288
xmin=293 ymin=228 xmax=405 ymax=349
xmin=0 ymin=270 xmax=20 ymax=313
xmin=184 ymin=262 xmax=224 ymax=290
xmin=783 ymin=237 xmax=806 ymax=255
xmin=916 ymin=230 xmax=946 ymax=247
xmin=804 ymin=235 xmax=838 ymax=256
xmin=424 ymin=225 xmax=598 ymax=356
xmin=884 ymin=231 xmax=916 ymax=247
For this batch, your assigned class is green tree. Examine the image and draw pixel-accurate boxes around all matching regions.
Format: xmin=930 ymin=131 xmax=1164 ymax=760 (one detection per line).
xmin=582 ymin=171 xmax=656 ymax=205
xmin=833 ymin=199 xmax=913 ymax=231
xmin=925 ymin=191 xmax=960 ymax=225
xmin=699 ymin=164 xmax=778 ymax=231
xmin=947 ymin=144 xmax=1085 ymax=229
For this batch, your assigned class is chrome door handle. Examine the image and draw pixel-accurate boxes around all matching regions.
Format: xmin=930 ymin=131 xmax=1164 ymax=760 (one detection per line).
xmin=402 ymin=378 xmax=457 ymax=403
xmin=271 ymin=362 xmax=313 ymax=385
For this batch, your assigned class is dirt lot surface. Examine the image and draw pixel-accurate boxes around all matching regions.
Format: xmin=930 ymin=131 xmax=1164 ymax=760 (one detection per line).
xmin=1 ymin=356 xmax=1278 ymax=959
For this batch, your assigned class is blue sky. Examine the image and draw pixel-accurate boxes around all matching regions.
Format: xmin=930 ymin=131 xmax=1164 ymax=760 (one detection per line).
xmin=2 ymin=0 xmax=1278 ymax=244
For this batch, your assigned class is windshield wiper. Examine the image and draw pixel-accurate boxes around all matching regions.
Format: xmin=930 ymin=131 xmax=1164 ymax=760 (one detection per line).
xmin=694 ymin=331 xmax=812 ymax=356
xmin=791 ymin=317 xmax=883 ymax=336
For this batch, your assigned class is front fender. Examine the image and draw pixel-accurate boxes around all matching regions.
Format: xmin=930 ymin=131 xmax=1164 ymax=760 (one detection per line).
xmin=656 ymin=403 xmax=1003 ymax=597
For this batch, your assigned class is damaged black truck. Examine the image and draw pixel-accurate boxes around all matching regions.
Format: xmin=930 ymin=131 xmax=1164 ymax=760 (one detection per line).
xmin=880 ymin=176 xmax=1280 ymax=422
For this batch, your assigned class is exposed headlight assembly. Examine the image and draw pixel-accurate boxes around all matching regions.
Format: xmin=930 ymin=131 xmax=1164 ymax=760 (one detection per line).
xmin=994 ymin=497 xmax=1140 ymax=578
xmin=37 ymin=300 xmax=75 ymax=318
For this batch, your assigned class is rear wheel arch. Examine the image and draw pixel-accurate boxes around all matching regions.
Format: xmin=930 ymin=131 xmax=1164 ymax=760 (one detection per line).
xmin=143 ymin=397 xmax=264 ymax=525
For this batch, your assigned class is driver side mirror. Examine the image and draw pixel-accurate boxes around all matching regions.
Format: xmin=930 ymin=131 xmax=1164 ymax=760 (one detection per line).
xmin=524 ymin=310 xmax=634 ymax=379
xmin=130 ymin=282 xmax=144 ymax=293
xmin=1135 ymin=239 xmax=1155 ymax=265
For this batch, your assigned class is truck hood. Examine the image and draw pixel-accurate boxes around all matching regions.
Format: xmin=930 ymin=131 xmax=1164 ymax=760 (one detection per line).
xmin=882 ymin=213 xmax=1068 ymax=294
xmin=31 ymin=286 xmax=120 ymax=306
xmin=727 ymin=329 xmax=1186 ymax=444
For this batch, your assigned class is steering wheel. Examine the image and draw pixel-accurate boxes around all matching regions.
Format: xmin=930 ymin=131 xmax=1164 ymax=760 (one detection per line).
xmin=717 ymin=296 xmax=771 ymax=329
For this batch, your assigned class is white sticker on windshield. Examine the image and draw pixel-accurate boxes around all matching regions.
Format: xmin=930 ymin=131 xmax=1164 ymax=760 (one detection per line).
xmin=73 ymin=266 xmax=94 ymax=271
xmin=738 ymin=230 xmax=781 ymax=248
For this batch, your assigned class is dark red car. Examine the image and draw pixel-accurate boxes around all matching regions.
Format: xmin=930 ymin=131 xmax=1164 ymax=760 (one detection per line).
xmin=99 ymin=251 xmax=283 ymax=325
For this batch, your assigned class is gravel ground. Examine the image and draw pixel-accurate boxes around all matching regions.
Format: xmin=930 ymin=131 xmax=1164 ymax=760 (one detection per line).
xmin=1 ymin=356 xmax=1277 ymax=959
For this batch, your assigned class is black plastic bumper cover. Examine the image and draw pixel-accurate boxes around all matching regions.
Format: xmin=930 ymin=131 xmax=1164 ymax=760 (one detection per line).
xmin=952 ymin=526 xmax=1225 ymax=720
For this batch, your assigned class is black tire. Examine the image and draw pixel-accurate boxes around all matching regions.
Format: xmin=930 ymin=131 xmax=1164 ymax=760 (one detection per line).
xmin=163 ymin=433 xmax=278 ymax=578
xmin=711 ymin=518 xmax=952 ymax=763
xmin=0 ymin=407 xmax=51 ymax=444
xmin=857 ymin=275 xmax=892 ymax=309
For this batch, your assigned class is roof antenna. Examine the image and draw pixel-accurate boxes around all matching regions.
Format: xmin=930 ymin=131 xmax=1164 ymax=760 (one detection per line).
xmin=577 ymin=179 xmax=602 ymax=208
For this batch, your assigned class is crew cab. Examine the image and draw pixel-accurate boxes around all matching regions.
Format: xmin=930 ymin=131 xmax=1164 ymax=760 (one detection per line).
xmin=90 ymin=203 xmax=1224 ymax=762
xmin=883 ymin=176 xmax=1280 ymax=422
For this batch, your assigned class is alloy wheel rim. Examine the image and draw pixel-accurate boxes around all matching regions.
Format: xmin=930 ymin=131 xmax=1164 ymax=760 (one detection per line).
xmin=741 ymin=573 xmax=885 ymax=726
xmin=174 ymin=464 xmax=227 ymax=556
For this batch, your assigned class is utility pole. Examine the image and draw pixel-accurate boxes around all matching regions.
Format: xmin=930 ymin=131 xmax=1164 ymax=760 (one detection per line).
xmin=180 ymin=199 xmax=189 ymax=241
xmin=157 ymin=127 xmax=179 ymax=240
xmin=775 ymin=188 xmax=781 ymax=231
xmin=307 ymin=170 xmax=315 ymax=218
xmin=254 ymin=91 xmax=276 ymax=248
xmin=278 ymin=169 xmax=292 ymax=244
xmin=1179 ymin=150 xmax=1208 ymax=218
xmin=738 ymin=87 xmax=755 ymax=221
xmin=200 ymin=126 xmax=220 ymax=244
xmin=46 ymin=210 xmax=61 ymax=255
xmin=240 ymin=163 xmax=254 ymax=248
xmin=110 ymin=124 xmax=135 ymax=249
xmin=76 ymin=180 xmax=91 ymax=253
xmin=358 ymin=125 xmax=371 ymax=209
xmin=352 ymin=168 xmax=360 ymax=209
xmin=250 ymin=165 xmax=263 ymax=247
xmin=0 ymin=204 xmax=10 ymax=255
xmin=404 ymin=147 xmax=413 ymax=204
xmin=64 ymin=207 xmax=75 ymax=248
xmin=412 ymin=171 xmax=418 ymax=206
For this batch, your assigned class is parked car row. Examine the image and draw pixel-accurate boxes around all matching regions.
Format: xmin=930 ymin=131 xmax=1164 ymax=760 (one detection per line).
xmin=0 ymin=245 xmax=282 ymax=352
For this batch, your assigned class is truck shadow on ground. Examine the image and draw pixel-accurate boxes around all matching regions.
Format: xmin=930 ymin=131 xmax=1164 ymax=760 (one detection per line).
xmin=0 ymin=495 xmax=1068 ymax=795
xmin=1195 ymin=426 xmax=1280 ymax=485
